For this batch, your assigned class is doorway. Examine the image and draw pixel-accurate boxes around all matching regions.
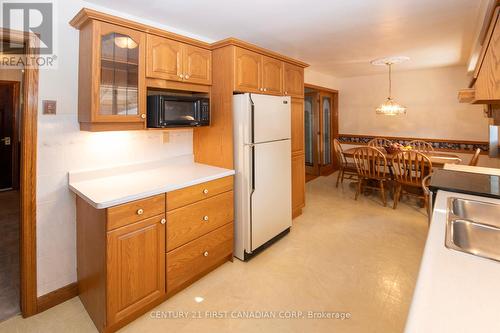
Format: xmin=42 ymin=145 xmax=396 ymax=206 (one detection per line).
xmin=304 ymin=84 xmax=338 ymax=181
xmin=0 ymin=78 xmax=21 ymax=321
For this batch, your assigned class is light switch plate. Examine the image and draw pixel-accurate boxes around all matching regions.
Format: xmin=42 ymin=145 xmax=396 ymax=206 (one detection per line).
xmin=43 ymin=100 xmax=56 ymax=115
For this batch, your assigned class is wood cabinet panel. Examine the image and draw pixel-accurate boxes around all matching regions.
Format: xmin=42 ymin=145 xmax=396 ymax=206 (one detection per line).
xmin=146 ymin=34 xmax=183 ymax=81
xmin=262 ymin=56 xmax=283 ymax=95
xmin=475 ymin=14 xmax=500 ymax=102
xmin=291 ymin=153 xmax=305 ymax=218
xmin=167 ymin=191 xmax=233 ymax=252
xmin=107 ymin=215 xmax=165 ymax=325
xmin=183 ymin=44 xmax=212 ymax=85
xmin=167 ymin=176 xmax=233 ymax=211
xmin=107 ymin=194 xmax=165 ymax=231
xmin=234 ymin=47 xmax=262 ymax=93
xmin=291 ymin=98 xmax=305 ymax=153
xmin=166 ymin=223 xmax=233 ymax=296
xmin=284 ymin=63 xmax=304 ymax=98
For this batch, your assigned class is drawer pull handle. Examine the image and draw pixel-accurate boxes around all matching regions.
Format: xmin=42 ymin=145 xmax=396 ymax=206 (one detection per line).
xmin=202 ymin=189 xmax=209 ymax=195
xmin=137 ymin=208 xmax=144 ymax=215
xmin=160 ymin=218 xmax=166 ymax=225
xmin=203 ymin=215 xmax=209 ymax=221
xmin=203 ymin=251 xmax=209 ymax=257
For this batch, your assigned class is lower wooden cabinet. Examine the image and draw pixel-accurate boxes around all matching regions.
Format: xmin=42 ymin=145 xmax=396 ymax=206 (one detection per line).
xmin=166 ymin=223 xmax=233 ymax=296
xmin=292 ymin=153 xmax=306 ymax=218
xmin=76 ymin=176 xmax=234 ymax=333
xmin=107 ymin=215 xmax=165 ymax=325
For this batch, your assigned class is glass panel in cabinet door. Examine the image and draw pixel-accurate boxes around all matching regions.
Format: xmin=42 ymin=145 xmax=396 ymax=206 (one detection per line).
xmin=99 ymin=32 xmax=139 ymax=116
xmin=322 ymin=96 xmax=331 ymax=165
xmin=304 ymin=96 xmax=313 ymax=165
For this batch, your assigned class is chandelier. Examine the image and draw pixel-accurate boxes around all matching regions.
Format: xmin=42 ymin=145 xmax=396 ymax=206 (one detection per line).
xmin=371 ymin=57 xmax=409 ymax=116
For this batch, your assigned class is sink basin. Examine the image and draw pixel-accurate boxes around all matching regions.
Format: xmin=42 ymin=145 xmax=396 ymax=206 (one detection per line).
xmin=451 ymin=198 xmax=500 ymax=227
xmin=446 ymin=198 xmax=500 ymax=262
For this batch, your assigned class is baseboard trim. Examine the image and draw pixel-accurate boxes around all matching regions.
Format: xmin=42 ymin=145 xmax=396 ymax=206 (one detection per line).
xmin=37 ymin=282 xmax=78 ymax=313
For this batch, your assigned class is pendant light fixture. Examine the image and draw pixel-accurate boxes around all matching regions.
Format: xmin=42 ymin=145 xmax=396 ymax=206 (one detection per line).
xmin=371 ymin=56 xmax=409 ymax=116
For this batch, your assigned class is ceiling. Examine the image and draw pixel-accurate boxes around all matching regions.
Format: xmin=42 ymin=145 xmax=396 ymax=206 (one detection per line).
xmin=85 ymin=0 xmax=486 ymax=77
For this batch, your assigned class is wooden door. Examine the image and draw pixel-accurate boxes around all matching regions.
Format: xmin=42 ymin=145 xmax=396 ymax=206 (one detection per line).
xmin=107 ymin=215 xmax=165 ymax=325
xmin=146 ymin=34 xmax=183 ymax=82
xmin=183 ymin=44 xmax=212 ymax=85
xmin=0 ymin=82 xmax=19 ymax=190
xmin=96 ymin=22 xmax=146 ymax=123
xmin=319 ymin=92 xmax=335 ymax=175
xmin=234 ymin=47 xmax=261 ymax=93
xmin=261 ymin=56 xmax=283 ymax=95
xmin=304 ymin=92 xmax=320 ymax=176
xmin=284 ymin=63 xmax=304 ymax=98
xmin=291 ymin=153 xmax=305 ymax=218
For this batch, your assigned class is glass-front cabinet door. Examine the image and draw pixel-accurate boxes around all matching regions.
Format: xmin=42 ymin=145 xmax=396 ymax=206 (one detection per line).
xmin=319 ymin=93 xmax=335 ymax=174
xmin=95 ymin=22 xmax=146 ymax=125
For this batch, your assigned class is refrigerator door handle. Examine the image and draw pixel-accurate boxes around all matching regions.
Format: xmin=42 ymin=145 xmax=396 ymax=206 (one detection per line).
xmin=248 ymin=144 xmax=256 ymax=252
xmin=249 ymin=94 xmax=255 ymax=144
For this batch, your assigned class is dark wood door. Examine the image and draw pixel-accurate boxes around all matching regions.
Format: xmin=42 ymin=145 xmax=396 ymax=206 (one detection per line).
xmin=0 ymin=82 xmax=19 ymax=190
xmin=304 ymin=92 xmax=320 ymax=176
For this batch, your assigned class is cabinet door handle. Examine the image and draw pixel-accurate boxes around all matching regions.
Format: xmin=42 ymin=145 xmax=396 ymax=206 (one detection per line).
xmin=203 ymin=251 xmax=209 ymax=257
xmin=263 ymin=88 xmax=267 ymax=92
xmin=136 ymin=208 xmax=144 ymax=215
xmin=184 ymin=74 xmax=190 ymax=79
xmin=160 ymin=218 xmax=166 ymax=225
xmin=140 ymin=114 xmax=146 ymax=119
xmin=284 ymin=91 xmax=288 ymax=95
xmin=179 ymin=74 xmax=184 ymax=78
xmin=203 ymin=215 xmax=209 ymax=222
xmin=202 ymin=188 xmax=209 ymax=195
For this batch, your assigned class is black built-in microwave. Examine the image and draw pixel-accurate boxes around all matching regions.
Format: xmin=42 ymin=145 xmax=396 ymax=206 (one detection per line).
xmin=147 ymin=95 xmax=210 ymax=128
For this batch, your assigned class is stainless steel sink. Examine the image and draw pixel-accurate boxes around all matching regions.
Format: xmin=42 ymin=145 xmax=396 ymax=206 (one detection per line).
xmin=446 ymin=198 xmax=500 ymax=262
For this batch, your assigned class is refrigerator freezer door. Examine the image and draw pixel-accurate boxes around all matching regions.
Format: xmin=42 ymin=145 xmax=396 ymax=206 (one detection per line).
xmin=250 ymin=139 xmax=292 ymax=251
xmin=251 ymin=94 xmax=291 ymax=143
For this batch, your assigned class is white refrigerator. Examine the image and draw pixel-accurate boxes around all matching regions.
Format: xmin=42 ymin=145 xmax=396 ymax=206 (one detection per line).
xmin=233 ymin=93 xmax=292 ymax=260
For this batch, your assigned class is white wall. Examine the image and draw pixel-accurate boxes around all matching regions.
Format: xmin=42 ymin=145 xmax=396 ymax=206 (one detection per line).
xmin=305 ymin=65 xmax=499 ymax=167
xmin=337 ymin=65 xmax=488 ymax=141
xmin=35 ymin=0 xmax=212 ymax=296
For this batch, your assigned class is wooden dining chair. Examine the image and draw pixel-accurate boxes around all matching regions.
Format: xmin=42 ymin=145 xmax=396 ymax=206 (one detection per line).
xmin=352 ymin=147 xmax=391 ymax=206
xmin=408 ymin=140 xmax=434 ymax=153
xmin=392 ymin=151 xmax=433 ymax=209
xmin=333 ymin=139 xmax=358 ymax=187
xmin=367 ymin=138 xmax=392 ymax=149
xmin=469 ymin=148 xmax=481 ymax=166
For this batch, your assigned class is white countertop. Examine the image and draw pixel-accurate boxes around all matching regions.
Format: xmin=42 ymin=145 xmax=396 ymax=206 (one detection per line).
xmin=68 ymin=155 xmax=235 ymax=209
xmin=444 ymin=163 xmax=500 ymax=176
xmin=405 ymin=190 xmax=500 ymax=333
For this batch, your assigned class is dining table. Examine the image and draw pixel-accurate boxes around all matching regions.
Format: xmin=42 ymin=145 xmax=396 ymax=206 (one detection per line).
xmin=342 ymin=147 xmax=462 ymax=168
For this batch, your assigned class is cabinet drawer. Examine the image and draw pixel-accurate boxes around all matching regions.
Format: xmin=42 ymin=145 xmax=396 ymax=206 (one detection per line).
xmin=107 ymin=194 xmax=165 ymax=231
xmin=166 ymin=223 xmax=233 ymax=295
xmin=166 ymin=176 xmax=233 ymax=211
xmin=167 ymin=191 xmax=233 ymax=251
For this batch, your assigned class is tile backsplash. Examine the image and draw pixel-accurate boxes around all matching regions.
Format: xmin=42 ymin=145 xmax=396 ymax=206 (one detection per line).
xmin=36 ymin=113 xmax=193 ymax=296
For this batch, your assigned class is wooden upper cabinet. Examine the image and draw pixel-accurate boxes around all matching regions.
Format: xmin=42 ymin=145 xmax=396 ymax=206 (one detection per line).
xmin=107 ymin=215 xmax=165 ymax=325
xmin=146 ymin=34 xmax=212 ymax=85
xmin=183 ymin=44 xmax=212 ymax=85
xmin=234 ymin=47 xmax=262 ymax=93
xmin=474 ymin=13 xmax=500 ymax=103
xmin=76 ymin=20 xmax=146 ymax=131
xmin=284 ymin=63 xmax=304 ymax=98
xmin=262 ymin=56 xmax=283 ymax=95
xmin=146 ymin=34 xmax=183 ymax=81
